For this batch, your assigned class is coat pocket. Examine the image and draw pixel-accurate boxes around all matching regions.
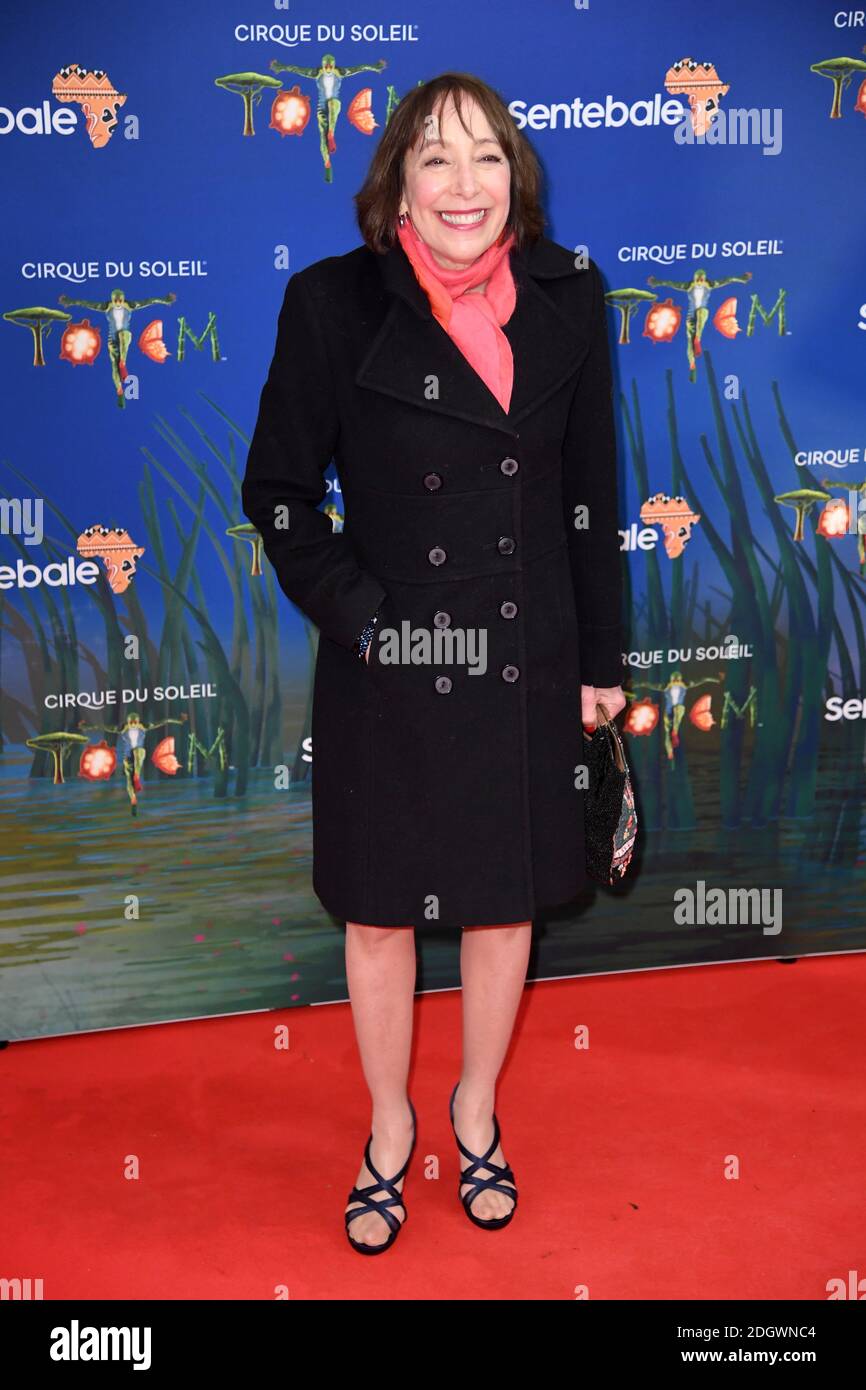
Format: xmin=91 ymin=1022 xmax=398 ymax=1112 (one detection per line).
xmin=365 ymin=590 xmax=395 ymax=683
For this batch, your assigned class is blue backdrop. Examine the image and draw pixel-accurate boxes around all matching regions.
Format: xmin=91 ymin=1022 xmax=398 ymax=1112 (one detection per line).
xmin=2 ymin=0 xmax=865 ymax=1040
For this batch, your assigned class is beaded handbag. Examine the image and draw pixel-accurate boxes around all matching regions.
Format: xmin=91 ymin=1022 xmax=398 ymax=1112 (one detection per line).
xmin=583 ymin=704 xmax=637 ymax=885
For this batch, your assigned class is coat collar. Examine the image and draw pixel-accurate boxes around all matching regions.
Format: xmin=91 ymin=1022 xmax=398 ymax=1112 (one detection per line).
xmin=355 ymin=234 xmax=591 ymax=438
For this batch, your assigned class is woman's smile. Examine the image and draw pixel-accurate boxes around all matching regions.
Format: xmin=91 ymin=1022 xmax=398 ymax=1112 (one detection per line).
xmin=436 ymin=208 xmax=490 ymax=228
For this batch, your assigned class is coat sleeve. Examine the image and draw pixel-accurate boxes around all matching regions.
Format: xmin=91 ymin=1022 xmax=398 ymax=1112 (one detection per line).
xmin=241 ymin=271 xmax=388 ymax=650
xmin=561 ymin=258 xmax=625 ymax=689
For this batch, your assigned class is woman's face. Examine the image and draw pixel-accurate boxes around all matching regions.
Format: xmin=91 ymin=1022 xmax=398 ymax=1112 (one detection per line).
xmin=400 ymin=94 xmax=511 ymax=270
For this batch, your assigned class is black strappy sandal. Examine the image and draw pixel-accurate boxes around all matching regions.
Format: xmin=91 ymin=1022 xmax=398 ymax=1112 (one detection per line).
xmin=344 ymin=1098 xmax=417 ymax=1255
xmin=449 ymin=1081 xmax=518 ymax=1230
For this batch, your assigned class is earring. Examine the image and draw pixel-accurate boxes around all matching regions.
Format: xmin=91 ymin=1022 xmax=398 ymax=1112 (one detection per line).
xmin=398 ymin=210 xmax=408 ymax=227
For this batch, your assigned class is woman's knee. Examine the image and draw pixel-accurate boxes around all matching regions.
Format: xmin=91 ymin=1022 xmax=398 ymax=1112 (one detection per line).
xmin=462 ymin=920 xmax=532 ymax=938
xmin=346 ymin=920 xmax=415 ymax=949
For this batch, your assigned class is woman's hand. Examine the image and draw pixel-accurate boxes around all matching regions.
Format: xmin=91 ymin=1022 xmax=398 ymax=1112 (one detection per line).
xmin=581 ymin=683 xmax=626 ymax=731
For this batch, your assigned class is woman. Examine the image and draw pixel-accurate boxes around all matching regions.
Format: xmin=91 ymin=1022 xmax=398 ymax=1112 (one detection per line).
xmin=241 ymin=72 xmax=627 ymax=1254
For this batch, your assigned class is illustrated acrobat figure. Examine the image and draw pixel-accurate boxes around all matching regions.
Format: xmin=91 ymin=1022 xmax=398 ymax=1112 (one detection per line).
xmin=58 ymin=288 xmax=177 ymax=407
xmin=78 ymin=711 xmax=187 ymax=814
xmin=646 ymin=269 xmax=752 ymax=380
xmin=634 ymin=671 xmax=722 ymax=760
xmin=270 ymin=53 xmax=386 ymax=180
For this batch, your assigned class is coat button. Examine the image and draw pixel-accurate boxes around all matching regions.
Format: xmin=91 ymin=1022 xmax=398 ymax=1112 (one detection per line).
xmin=435 ymin=675 xmax=452 ymax=694
xmin=500 ymin=457 xmax=519 ymax=476
xmin=433 ymin=610 xmax=451 ymax=628
xmin=423 ymin=472 xmax=443 ymax=491
xmin=500 ymin=600 xmax=518 ymax=619
xmin=497 ymin=536 xmax=516 ymax=556
xmin=428 ymin=546 xmax=447 ymax=566
xmin=502 ymin=665 xmax=520 ymax=682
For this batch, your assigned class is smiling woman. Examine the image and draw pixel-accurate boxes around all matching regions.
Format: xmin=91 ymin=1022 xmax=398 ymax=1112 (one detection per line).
xmin=355 ymin=73 xmax=544 ymax=255
xmin=241 ymin=70 xmax=627 ymax=1255
xmin=398 ymin=127 xmax=511 ymax=268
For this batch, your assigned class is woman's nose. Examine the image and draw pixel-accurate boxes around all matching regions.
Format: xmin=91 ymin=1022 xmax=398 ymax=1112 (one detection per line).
xmin=450 ymin=162 xmax=481 ymax=198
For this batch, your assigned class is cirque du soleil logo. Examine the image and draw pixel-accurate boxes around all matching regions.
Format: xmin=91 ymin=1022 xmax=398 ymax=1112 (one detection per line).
xmin=2 ymin=280 xmax=224 ymax=409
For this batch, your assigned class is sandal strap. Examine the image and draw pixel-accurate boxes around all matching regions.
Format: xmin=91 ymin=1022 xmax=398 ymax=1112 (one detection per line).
xmin=462 ymin=1183 xmax=517 ymax=1214
xmin=452 ymin=1109 xmax=502 ymax=1170
xmin=449 ymin=1084 xmax=517 ymax=1211
xmin=460 ymin=1156 xmax=516 ymax=1187
xmin=363 ymin=1131 xmax=414 ymax=1190
xmin=344 ymin=1104 xmax=417 ymax=1234
xmin=345 ymin=1189 xmax=404 ymax=1235
xmin=459 ymin=1160 xmax=518 ymax=1210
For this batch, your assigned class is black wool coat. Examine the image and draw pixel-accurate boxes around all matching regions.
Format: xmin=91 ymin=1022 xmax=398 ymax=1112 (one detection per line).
xmin=241 ymin=234 xmax=624 ymax=930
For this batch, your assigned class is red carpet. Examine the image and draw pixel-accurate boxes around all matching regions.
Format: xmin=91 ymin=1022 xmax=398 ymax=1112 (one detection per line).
xmin=3 ymin=953 xmax=863 ymax=1300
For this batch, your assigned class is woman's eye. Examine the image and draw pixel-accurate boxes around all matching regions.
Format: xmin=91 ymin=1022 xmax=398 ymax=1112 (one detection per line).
xmin=421 ymin=154 xmax=503 ymax=167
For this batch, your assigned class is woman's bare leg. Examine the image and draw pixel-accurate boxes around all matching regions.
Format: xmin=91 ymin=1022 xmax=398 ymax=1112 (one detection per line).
xmin=454 ymin=922 xmax=532 ymax=1220
xmin=343 ymin=921 xmax=417 ymax=1247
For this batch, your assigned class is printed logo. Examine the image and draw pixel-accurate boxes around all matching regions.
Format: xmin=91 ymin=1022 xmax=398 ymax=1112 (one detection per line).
xmin=620 ymin=496 xmax=702 ymax=558
xmin=217 ymin=52 xmax=389 ymax=182
xmin=824 ymin=696 xmax=866 ymax=720
xmin=604 ymin=264 xmax=787 ymax=383
xmin=76 ymin=525 xmax=145 ymax=594
xmin=639 ymin=493 xmax=701 ymax=558
xmin=664 ymin=56 xmax=729 ymax=136
xmin=51 ymin=64 xmax=126 ymax=148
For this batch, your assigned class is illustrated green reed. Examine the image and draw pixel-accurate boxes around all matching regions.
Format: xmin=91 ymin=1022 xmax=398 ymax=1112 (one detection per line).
xmin=620 ymin=351 xmax=866 ymax=837
xmin=3 ymin=364 xmax=864 ymax=837
xmin=1 ymin=392 xmax=308 ymax=797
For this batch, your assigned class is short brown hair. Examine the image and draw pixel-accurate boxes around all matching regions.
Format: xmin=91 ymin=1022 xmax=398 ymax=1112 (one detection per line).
xmin=355 ymin=72 xmax=545 ymax=254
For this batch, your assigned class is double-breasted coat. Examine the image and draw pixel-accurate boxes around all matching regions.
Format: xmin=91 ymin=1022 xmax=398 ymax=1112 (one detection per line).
xmin=241 ymin=234 xmax=624 ymax=929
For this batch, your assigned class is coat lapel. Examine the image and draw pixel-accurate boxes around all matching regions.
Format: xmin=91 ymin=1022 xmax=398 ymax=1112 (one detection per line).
xmin=355 ymin=235 xmax=592 ymax=437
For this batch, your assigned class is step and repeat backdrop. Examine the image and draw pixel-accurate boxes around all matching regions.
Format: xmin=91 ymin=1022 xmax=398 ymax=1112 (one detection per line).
xmin=2 ymin=1 xmax=864 ymax=1040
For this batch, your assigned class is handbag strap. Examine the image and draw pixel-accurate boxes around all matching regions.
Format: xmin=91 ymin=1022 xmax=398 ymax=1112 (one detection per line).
xmin=595 ymin=704 xmax=626 ymax=772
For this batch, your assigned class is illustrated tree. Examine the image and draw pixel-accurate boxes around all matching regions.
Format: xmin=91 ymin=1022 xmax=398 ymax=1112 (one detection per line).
xmin=227 ymin=523 xmax=264 ymax=577
xmin=3 ymin=306 xmax=71 ymax=367
xmin=215 ymin=71 xmax=282 ymax=136
xmin=809 ymin=54 xmax=866 ymax=119
xmin=25 ymin=731 xmax=88 ymax=785
xmin=774 ymin=487 xmax=832 ymax=542
xmin=604 ymin=289 xmax=657 ymax=345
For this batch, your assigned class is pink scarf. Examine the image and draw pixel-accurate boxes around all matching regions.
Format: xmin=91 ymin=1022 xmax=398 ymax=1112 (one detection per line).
xmin=396 ymin=216 xmax=516 ymax=412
